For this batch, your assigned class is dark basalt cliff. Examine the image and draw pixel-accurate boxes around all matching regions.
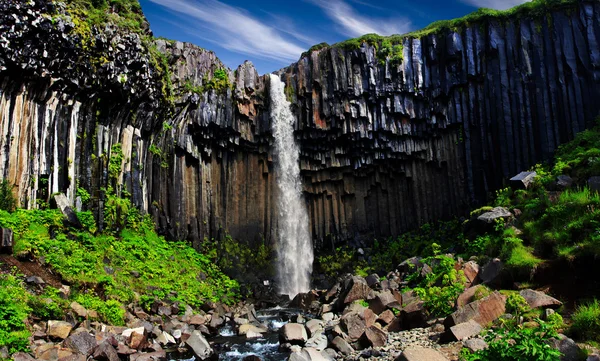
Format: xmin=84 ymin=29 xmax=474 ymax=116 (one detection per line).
xmin=1 ymin=0 xmax=600 ymax=249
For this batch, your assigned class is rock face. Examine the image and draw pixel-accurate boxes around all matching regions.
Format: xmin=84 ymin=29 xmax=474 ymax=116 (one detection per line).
xmin=1 ymin=1 xmax=600 ymax=247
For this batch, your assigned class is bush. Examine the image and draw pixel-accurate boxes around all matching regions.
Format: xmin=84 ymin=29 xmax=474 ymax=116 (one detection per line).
xmin=29 ymin=287 xmax=67 ymax=320
xmin=0 ymin=272 xmax=31 ymax=354
xmin=461 ymin=320 xmax=561 ymax=361
xmin=74 ymin=293 xmax=125 ymax=325
xmin=570 ymin=300 xmax=600 ymax=342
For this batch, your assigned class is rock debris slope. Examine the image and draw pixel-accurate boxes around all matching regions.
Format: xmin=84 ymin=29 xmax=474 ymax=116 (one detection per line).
xmin=1 ymin=0 xmax=600 ymax=247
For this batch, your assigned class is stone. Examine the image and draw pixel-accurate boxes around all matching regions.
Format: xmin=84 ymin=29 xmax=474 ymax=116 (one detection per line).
xmin=340 ymin=312 xmax=366 ymax=342
xmin=365 ymin=274 xmax=380 ymax=288
xmin=360 ymin=326 xmax=387 ymax=347
xmin=479 ymin=259 xmax=504 ymax=285
xmin=395 ymin=347 xmax=450 ymax=361
xmin=26 ymin=276 xmax=45 ymax=285
xmin=305 ymin=333 xmax=328 ymax=351
xmin=116 ymin=344 xmax=136 ymax=356
xmin=445 ymin=292 xmax=506 ymax=328
xmin=47 ymin=320 xmax=73 ymax=340
xmin=238 ymin=324 xmax=267 ymax=336
xmin=130 ymin=350 xmax=167 ymax=361
xmin=462 ymin=261 xmax=480 ymax=286
xmin=246 ymin=330 xmax=263 ymax=339
xmin=155 ymin=331 xmax=175 ymax=345
xmin=556 ymin=175 xmax=573 ymax=189
xmin=377 ymin=310 xmax=395 ymax=325
xmin=189 ymin=314 xmax=206 ymax=325
xmin=548 ymin=334 xmax=581 ymax=361
xmin=510 ymin=171 xmax=537 ymax=189
xmin=12 ymin=353 xmax=36 ymax=361
xmin=399 ymin=300 xmax=427 ymax=330
xmin=477 ymin=208 xmax=512 ymax=224
xmin=290 ymin=292 xmax=319 ymax=311
xmin=209 ymin=314 xmax=224 ymax=329
xmin=92 ymin=341 xmax=120 ymax=361
xmin=588 ymin=177 xmax=600 ymax=192
xmin=128 ymin=329 xmax=147 ymax=350
xmin=447 ymin=320 xmax=483 ymax=341
xmin=305 ymin=319 xmax=323 ymax=338
xmin=331 ymin=336 xmax=353 ymax=355
xmin=0 ymin=228 xmax=12 ymax=254
xmin=519 ymin=289 xmax=562 ymax=309
xmin=53 ymin=193 xmax=80 ymax=226
xmin=463 ymin=338 xmax=488 ymax=352
xmin=242 ymin=356 xmax=262 ymax=361
xmin=303 ymin=347 xmax=328 ymax=361
xmin=398 ymin=257 xmax=423 ymax=274
xmin=64 ymin=332 xmax=96 ymax=356
xmin=70 ymin=302 xmax=87 ymax=318
xmin=587 ymin=354 xmax=600 ymax=361
xmin=456 ymin=285 xmax=487 ymax=308
xmin=369 ymin=290 xmax=401 ymax=314
xmin=279 ymin=323 xmax=308 ymax=345
xmin=341 ymin=276 xmax=372 ymax=304
xmin=185 ymin=331 xmax=213 ymax=360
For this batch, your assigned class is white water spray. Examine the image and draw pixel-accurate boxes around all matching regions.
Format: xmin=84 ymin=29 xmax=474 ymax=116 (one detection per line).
xmin=269 ymin=74 xmax=313 ymax=297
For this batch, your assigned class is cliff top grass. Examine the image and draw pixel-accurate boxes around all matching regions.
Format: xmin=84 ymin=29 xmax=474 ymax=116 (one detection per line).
xmin=61 ymin=0 xmax=148 ymax=35
xmin=303 ymin=0 xmax=579 ymax=59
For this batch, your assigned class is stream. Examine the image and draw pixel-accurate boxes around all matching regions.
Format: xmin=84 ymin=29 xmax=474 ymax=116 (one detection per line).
xmin=169 ymin=308 xmax=299 ymax=361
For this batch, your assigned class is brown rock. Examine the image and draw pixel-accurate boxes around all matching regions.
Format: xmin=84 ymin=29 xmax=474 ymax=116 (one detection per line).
xmin=189 ymin=314 xmax=206 ymax=325
xmin=70 ymin=302 xmax=87 ymax=318
xmin=341 ymin=312 xmax=367 ymax=342
xmin=456 ymin=285 xmax=486 ymax=308
xmin=400 ymin=301 xmax=427 ymax=330
xmin=64 ymin=332 xmax=97 ymax=356
xmin=445 ymin=292 xmax=506 ymax=328
xmin=342 ymin=276 xmax=372 ymax=304
xmin=47 ymin=321 xmax=73 ymax=340
xmin=395 ymin=347 xmax=450 ymax=361
xmin=363 ymin=308 xmax=377 ymax=328
xmin=360 ymin=326 xmax=387 ymax=348
xmin=519 ymin=289 xmax=562 ymax=309
xmin=369 ymin=291 xmax=401 ymax=314
xmin=377 ymin=310 xmax=395 ymax=325
xmin=331 ymin=336 xmax=353 ymax=355
xmin=279 ymin=323 xmax=308 ymax=345
xmin=12 ymin=353 xmax=36 ymax=361
xmin=116 ymin=344 xmax=137 ymax=356
xmin=447 ymin=320 xmax=483 ymax=341
xmin=129 ymin=330 xmax=147 ymax=350
xmin=130 ymin=350 xmax=167 ymax=361
xmin=462 ymin=261 xmax=480 ymax=286
xmin=93 ymin=341 xmax=120 ymax=361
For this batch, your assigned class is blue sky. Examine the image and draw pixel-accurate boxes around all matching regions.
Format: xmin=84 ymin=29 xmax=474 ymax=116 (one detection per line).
xmin=139 ymin=0 xmax=530 ymax=74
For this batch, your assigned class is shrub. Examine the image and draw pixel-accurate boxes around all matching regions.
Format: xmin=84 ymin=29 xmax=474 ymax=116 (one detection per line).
xmin=74 ymin=293 xmax=125 ymax=325
xmin=461 ymin=320 xmax=561 ymax=361
xmin=29 ymin=287 xmax=66 ymax=320
xmin=570 ymin=300 xmax=600 ymax=342
xmin=0 ymin=272 xmax=31 ymax=354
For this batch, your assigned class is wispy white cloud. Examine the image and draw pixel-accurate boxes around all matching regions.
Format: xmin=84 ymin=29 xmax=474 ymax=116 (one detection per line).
xmin=308 ymin=0 xmax=412 ymax=37
xmin=148 ymin=0 xmax=306 ymax=63
xmin=460 ymin=0 xmax=531 ymax=10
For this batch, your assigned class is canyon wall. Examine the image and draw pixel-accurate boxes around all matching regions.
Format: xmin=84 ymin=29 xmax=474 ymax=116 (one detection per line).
xmin=1 ymin=0 xmax=600 ymax=249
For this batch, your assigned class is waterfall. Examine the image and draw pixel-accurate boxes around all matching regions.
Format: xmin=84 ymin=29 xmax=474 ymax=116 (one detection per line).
xmin=269 ymin=74 xmax=313 ymax=297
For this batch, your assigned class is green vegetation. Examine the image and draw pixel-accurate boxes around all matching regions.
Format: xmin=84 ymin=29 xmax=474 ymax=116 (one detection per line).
xmin=301 ymin=42 xmax=330 ymax=57
xmin=0 ymin=272 xmax=31 ymax=354
xmin=408 ymin=254 xmax=466 ymax=318
xmin=0 ymin=179 xmax=17 ymax=212
xmin=570 ymin=300 xmax=600 ymax=343
xmin=461 ymin=321 xmax=561 ymax=361
xmin=183 ymin=68 xmax=231 ymax=95
xmin=62 ymin=0 xmax=147 ymax=37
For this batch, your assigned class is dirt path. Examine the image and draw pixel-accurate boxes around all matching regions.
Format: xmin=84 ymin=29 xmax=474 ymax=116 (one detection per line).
xmin=0 ymin=254 xmax=63 ymax=288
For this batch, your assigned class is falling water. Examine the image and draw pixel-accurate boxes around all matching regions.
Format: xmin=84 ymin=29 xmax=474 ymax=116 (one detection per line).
xmin=269 ymin=74 xmax=313 ymax=297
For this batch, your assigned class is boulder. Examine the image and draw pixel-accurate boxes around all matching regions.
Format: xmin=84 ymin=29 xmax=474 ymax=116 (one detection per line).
xmin=547 ymin=334 xmax=581 ymax=361
xmin=246 ymin=330 xmax=263 ymax=339
xmin=47 ymin=320 xmax=73 ymax=340
xmin=185 ymin=331 xmax=213 ymax=360
xmin=519 ymin=289 xmax=562 ymax=309
xmin=238 ymin=324 xmax=268 ymax=336
xmin=26 ymin=276 xmax=44 ymax=285
xmin=53 ymin=193 xmax=80 ymax=226
xmin=360 ymin=326 xmax=387 ymax=347
xmin=128 ymin=329 xmax=147 ymax=350
xmin=341 ymin=276 xmax=372 ymax=305
xmin=556 ymin=175 xmax=573 ymax=189
xmin=305 ymin=333 xmax=328 ymax=351
xmin=395 ymin=347 xmax=450 ymax=361
xmin=303 ymin=347 xmax=329 ymax=361
xmin=510 ymin=171 xmax=537 ymax=190
xmin=64 ymin=332 xmax=97 ymax=356
xmin=479 ymin=259 xmax=504 ymax=286
xmin=587 ymin=354 xmax=600 ymax=361
xmin=369 ymin=290 xmax=401 ymax=314
xmin=340 ymin=312 xmax=366 ymax=342
xmin=331 ymin=336 xmax=353 ymax=355
xmin=445 ymin=292 xmax=506 ymax=328
xmin=305 ymin=319 xmax=323 ymax=338
xmin=588 ymin=177 xmax=600 ymax=193
xmin=463 ymin=338 xmax=488 ymax=352
xmin=0 ymin=228 xmax=12 ymax=254
xmin=130 ymin=349 xmax=167 ymax=361
xmin=279 ymin=323 xmax=308 ymax=345
xmin=447 ymin=320 xmax=482 ymax=341
xmin=398 ymin=257 xmax=422 ymax=274
xmin=365 ymin=274 xmax=380 ymax=288
xmin=70 ymin=302 xmax=87 ymax=318
xmin=462 ymin=261 xmax=480 ymax=287
xmin=398 ymin=300 xmax=427 ymax=330
xmin=377 ymin=310 xmax=395 ymax=325
xmin=477 ymin=208 xmax=512 ymax=224
xmin=92 ymin=341 xmax=120 ymax=361
xmin=456 ymin=285 xmax=487 ymax=308
xmin=290 ymin=292 xmax=319 ymax=311
xmin=12 ymin=353 xmax=36 ymax=361
xmin=189 ymin=314 xmax=207 ymax=325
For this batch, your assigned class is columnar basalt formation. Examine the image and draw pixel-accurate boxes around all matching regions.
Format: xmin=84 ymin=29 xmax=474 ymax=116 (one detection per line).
xmin=1 ymin=0 xmax=599 ymax=249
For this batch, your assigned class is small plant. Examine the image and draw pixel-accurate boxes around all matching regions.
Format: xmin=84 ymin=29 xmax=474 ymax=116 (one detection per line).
xmin=570 ymin=299 xmax=600 ymax=342
xmin=0 ymin=272 xmax=31 ymax=354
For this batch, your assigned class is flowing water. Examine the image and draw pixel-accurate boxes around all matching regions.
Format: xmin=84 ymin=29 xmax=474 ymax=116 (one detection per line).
xmin=269 ymin=74 xmax=314 ymax=297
